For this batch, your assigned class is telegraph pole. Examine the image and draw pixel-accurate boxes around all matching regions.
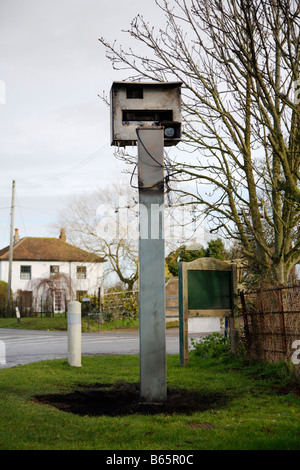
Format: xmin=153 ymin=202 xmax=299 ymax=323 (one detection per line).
xmin=7 ymin=180 xmax=15 ymax=302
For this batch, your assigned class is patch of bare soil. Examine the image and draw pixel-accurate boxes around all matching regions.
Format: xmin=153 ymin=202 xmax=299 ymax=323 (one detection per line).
xmin=34 ymin=382 xmax=230 ymax=417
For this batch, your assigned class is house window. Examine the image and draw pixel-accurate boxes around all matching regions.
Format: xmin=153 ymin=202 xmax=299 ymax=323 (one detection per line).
xmin=20 ymin=265 xmax=31 ymax=280
xmin=50 ymin=265 xmax=59 ymax=274
xmin=76 ymin=266 xmax=86 ymax=279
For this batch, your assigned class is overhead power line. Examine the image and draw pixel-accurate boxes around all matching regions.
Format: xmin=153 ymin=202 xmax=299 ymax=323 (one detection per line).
xmin=19 ymin=142 xmax=110 ymax=187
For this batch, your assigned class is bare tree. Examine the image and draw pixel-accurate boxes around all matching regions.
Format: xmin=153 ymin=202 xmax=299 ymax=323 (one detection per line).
xmin=31 ymin=272 xmax=73 ymax=312
xmin=57 ymin=182 xmax=139 ymax=291
xmin=99 ymin=0 xmax=300 ymax=284
xmin=57 ymin=179 xmax=205 ymax=289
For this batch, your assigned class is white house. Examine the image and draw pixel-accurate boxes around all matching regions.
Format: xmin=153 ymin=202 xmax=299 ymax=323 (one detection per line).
xmin=0 ymin=229 xmax=105 ymax=313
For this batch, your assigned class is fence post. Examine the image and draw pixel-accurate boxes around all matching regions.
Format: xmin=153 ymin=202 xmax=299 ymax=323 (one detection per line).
xmin=278 ymin=289 xmax=287 ymax=354
xmin=240 ymin=291 xmax=251 ymax=352
xmin=68 ymin=301 xmax=81 ymax=367
xmin=257 ymin=291 xmax=265 ymax=360
xmin=229 ymin=263 xmax=239 ymax=354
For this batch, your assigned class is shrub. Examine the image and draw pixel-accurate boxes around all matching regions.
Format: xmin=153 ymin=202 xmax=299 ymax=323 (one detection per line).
xmin=191 ymin=332 xmax=231 ymax=359
xmin=0 ymin=281 xmax=10 ymax=301
xmin=101 ymin=291 xmax=138 ymax=322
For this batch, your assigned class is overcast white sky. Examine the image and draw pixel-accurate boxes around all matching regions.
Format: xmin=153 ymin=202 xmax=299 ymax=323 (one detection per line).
xmin=0 ymin=0 xmax=170 ymax=248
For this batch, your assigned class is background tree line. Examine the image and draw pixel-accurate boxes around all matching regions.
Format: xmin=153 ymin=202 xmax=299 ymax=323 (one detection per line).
xmin=166 ymin=238 xmax=229 ymax=276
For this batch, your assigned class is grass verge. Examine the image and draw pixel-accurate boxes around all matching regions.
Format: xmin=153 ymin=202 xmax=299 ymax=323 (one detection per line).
xmin=0 ymin=316 xmax=139 ymax=332
xmin=0 ymin=317 xmax=178 ymax=332
xmin=0 ymin=350 xmax=299 ymax=450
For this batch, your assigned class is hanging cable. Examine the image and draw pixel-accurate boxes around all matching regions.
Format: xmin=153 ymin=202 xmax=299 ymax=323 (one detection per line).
xmin=133 ymin=128 xmax=173 ymax=193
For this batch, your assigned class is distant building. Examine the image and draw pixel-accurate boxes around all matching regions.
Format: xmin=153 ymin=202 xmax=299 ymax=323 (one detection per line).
xmin=0 ymin=229 xmax=105 ymax=313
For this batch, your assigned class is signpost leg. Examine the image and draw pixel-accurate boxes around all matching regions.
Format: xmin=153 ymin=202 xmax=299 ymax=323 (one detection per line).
xmin=179 ymin=262 xmax=189 ymax=366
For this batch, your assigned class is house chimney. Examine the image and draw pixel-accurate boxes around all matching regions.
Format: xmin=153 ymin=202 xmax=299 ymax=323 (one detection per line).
xmin=14 ymin=228 xmax=20 ymax=244
xmin=59 ymin=228 xmax=66 ymax=243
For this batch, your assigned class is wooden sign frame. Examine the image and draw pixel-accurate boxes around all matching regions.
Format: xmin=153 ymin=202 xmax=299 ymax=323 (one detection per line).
xmin=178 ymin=258 xmax=238 ymax=366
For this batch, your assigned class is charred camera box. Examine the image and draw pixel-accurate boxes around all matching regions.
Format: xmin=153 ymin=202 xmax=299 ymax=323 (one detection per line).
xmin=110 ymin=81 xmax=182 ymax=147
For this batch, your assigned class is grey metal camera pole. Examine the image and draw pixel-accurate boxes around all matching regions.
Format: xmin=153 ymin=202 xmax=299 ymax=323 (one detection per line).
xmin=68 ymin=301 xmax=82 ymax=367
xmin=138 ymin=126 xmax=167 ymax=403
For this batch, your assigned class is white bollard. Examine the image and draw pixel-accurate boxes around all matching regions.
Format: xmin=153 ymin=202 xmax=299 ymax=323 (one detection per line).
xmin=0 ymin=341 xmax=6 ymax=365
xmin=68 ymin=301 xmax=81 ymax=367
xmin=15 ymin=307 xmax=21 ymax=323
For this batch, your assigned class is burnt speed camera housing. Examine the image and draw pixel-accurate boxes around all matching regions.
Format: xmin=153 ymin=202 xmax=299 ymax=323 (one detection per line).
xmin=110 ymin=81 xmax=182 ymax=147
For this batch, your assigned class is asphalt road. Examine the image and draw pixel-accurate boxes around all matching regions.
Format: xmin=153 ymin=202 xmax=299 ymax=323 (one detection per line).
xmin=0 ymin=328 xmax=205 ymax=369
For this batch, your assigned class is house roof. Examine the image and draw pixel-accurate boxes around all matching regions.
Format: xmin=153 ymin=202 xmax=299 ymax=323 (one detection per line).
xmin=0 ymin=237 xmax=105 ymax=263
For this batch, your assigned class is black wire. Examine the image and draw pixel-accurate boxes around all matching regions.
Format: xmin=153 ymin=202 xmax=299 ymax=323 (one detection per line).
xmin=136 ymin=128 xmax=165 ymax=169
xmin=132 ymin=128 xmax=172 ymax=192
xmin=130 ymin=161 xmax=139 ymax=190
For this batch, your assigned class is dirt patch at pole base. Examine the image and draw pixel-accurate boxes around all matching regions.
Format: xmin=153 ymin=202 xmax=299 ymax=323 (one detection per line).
xmin=34 ymin=382 xmax=230 ymax=417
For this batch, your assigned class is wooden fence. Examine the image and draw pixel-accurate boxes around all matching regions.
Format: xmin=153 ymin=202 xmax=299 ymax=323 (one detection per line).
xmin=239 ymin=284 xmax=300 ymax=363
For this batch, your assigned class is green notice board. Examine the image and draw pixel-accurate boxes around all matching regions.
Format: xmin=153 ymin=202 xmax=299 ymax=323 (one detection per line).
xmin=187 ymin=270 xmax=232 ymax=310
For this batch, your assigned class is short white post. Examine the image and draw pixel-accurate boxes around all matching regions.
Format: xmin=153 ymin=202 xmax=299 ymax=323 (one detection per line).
xmin=0 ymin=340 xmax=6 ymax=366
xmin=68 ymin=301 xmax=81 ymax=367
xmin=16 ymin=307 xmax=21 ymax=323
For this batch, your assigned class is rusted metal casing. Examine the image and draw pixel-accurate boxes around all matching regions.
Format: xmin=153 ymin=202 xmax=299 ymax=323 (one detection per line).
xmin=110 ymin=81 xmax=182 ymax=147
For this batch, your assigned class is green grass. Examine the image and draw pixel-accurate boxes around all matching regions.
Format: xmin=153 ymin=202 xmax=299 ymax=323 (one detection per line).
xmin=0 ymin=352 xmax=299 ymax=450
xmin=0 ymin=317 xmax=178 ymax=332
xmin=0 ymin=316 xmax=139 ymax=332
